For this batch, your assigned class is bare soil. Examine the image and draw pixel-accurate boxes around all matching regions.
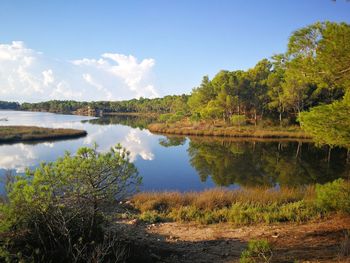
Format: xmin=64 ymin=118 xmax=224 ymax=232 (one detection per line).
xmin=117 ymin=215 xmax=350 ymax=263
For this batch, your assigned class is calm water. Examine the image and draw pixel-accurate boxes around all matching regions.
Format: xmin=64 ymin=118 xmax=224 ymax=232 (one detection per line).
xmin=0 ymin=110 xmax=348 ymax=192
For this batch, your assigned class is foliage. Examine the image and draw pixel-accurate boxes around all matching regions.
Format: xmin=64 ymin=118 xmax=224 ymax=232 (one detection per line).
xmin=185 ymin=21 xmax=349 ymax=131
xmin=240 ymin=239 xmax=272 ymax=263
xmin=315 ymin=179 xmax=350 ymax=213
xmin=139 ymin=211 xmax=164 ymax=223
xmin=299 ymin=99 xmax=350 ymax=149
xmin=0 ymin=101 xmax=20 ymax=110
xmin=0 ymin=145 xmax=141 ymax=262
xmin=159 ymin=111 xmax=186 ymax=123
xmin=20 ymin=95 xmax=190 ymax=115
xmin=230 ymin=115 xmax=246 ymax=126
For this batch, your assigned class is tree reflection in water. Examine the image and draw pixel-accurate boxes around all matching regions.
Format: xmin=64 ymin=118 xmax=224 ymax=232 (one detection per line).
xmin=179 ymin=137 xmax=349 ymax=187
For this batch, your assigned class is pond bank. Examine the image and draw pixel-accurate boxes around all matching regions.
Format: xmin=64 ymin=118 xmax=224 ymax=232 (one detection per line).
xmin=0 ymin=126 xmax=87 ymax=144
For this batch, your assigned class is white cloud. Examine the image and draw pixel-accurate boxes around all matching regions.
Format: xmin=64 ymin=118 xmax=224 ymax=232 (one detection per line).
xmin=0 ymin=41 xmax=159 ymax=102
xmin=42 ymin=69 xmax=54 ymax=86
xmin=122 ymin=129 xmax=154 ymax=161
xmin=73 ymin=53 xmax=159 ymax=98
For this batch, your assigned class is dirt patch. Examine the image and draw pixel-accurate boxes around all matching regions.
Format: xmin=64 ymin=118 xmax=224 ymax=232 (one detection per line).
xmin=117 ymin=215 xmax=350 ymax=262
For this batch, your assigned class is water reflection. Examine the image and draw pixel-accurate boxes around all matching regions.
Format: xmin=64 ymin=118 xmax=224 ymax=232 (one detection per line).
xmin=186 ymin=137 xmax=349 ymax=187
xmin=83 ymin=114 xmax=157 ymax=130
xmin=0 ymin=112 xmax=156 ymax=175
xmin=0 ymin=111 xmax=348 ymax=192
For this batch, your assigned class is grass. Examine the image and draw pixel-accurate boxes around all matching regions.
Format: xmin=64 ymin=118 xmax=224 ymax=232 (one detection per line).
xmin=131 ymin=180 xmax=350 ymax=225
xmin=148 ymin=120 xmax=311 ymax=139
xmin=0 ymin=126 xmax=87 ymax=143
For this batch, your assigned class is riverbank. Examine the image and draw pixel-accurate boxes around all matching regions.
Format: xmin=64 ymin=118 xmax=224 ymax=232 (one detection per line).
xmin=148 ymin=122 xmax=311 ymax=139
xmin=0 ymin=126 xmax=87 ymax=143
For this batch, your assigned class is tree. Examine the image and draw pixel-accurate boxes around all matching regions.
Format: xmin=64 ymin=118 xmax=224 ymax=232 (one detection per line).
xmin=188 ymin=76 xmax=216 ymax=118
xmin=298 ymin=98 xmax=350 ymax=150
xmin=0 ymin=144 xmax=140 ymax=262
xmin=286 ymin=21 xmax=350 ymax=96
xmin=246 ymin=59 xmax=272 ymax=125
xmin=267 ymin=54 xmax=286 ymax=125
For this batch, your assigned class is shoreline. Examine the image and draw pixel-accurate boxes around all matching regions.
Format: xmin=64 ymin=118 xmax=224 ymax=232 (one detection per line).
xmin=0 ymin=126 xmax=87 ymax=144
xmin=148 ymin=123 xmax=311 ymax=140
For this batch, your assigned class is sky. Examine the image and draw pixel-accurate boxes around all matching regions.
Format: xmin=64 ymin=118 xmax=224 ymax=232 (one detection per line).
xmin=0 ymin=0 xmax=349 ymax=102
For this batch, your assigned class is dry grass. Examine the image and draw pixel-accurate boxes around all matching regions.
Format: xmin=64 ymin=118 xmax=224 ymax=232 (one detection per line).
xmin=0 ymin=126 xmax=87 ymax=143
xmin=132 ymin=187 xmax=315 ymax=213
xmin=131 ymin=180 xmax=350 ymax=225
xmin=148 ymin=121 xmax=311 ymax=139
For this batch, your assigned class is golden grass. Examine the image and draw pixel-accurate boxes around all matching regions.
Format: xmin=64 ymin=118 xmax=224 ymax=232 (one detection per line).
xmin=148 ymin=121 xmax=311 ymax=139
xmin=0 ymin=126 xmax=87 ymax=143
xmin=132 ymin=187 xmax=315 ymax=213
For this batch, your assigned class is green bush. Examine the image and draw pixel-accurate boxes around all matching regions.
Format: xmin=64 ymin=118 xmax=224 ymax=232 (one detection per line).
xmin=230 ymin=115 xmax=246 ymax=126
xmin=240 ymin=239 xmax=272 ymax=263
xmin=139 ymin=211 xmax=164 ymax=223
xmin=0 ymin=145 xmax=141 ymax=262
xmin=315 ymin=179 xmax=350 ymax=213
xmin=159 ymin=113 xmax=173 ymax=122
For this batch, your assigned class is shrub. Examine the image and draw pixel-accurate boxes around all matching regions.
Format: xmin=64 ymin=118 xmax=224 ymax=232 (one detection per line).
xmin=0 ymin=145 xmax=141 ymax=262
xmin=315 ymin=179 xmax=350 ymax=213
xmin=230 ymin=115 xmax=246 ymax=126
xmin=139 ymin=211 xmax=164 ymax=223
xmin=159 ymin=113 xmax=173 ymax=122
xmin=240 ymin=239 xmax=273 ymax=263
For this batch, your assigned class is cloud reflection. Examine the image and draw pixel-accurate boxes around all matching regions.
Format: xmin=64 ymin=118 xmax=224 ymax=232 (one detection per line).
xmin=0 ymin=115 xmax=156 ymax=173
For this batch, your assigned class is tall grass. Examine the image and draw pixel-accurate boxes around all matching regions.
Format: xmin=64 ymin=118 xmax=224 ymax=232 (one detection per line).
xmin=131 ymin=180 xmax=349 ymax=225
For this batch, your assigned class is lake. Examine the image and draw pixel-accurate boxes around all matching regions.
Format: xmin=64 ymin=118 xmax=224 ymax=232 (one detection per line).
xmin=0 ymin=110 xmax=348 ymax=192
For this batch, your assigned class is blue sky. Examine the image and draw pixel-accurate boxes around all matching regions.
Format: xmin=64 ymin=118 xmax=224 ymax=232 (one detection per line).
xmin=0 ymin=0 xmax=349 ymax=102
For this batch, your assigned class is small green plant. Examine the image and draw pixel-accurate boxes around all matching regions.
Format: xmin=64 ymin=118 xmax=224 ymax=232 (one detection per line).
xmin=139 ymin=211 xmax=164 ymax=223
xmin=240 ymin=239 xmax=272 ymax=263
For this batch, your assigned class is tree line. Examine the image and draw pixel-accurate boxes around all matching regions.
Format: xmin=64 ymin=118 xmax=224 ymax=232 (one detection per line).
xmin=0 ymin=95 xmax=189 ymax=115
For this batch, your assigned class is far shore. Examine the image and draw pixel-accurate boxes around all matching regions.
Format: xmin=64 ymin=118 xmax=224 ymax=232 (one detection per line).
xmin=148 ymin=122 xmax=311 ymax=139
xmin=0 ymin=126 xmax=87 ymax=144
